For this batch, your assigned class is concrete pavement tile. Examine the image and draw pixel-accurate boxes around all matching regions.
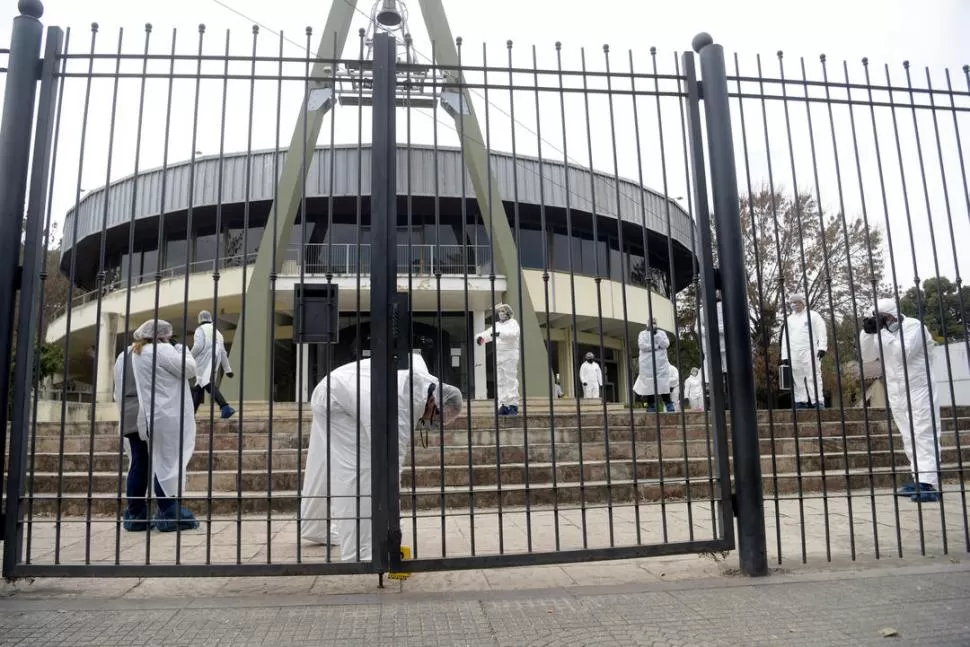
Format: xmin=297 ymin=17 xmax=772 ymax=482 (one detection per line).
xmin=122 ymin=577 xmax=232 ymax=599
xmin=0 ymin=577 xmax=138 ymax=600
xmin=482 ymin=564 xmax=577 ymax=590
xmin=217 ymin=576 xmax=317 ymax=596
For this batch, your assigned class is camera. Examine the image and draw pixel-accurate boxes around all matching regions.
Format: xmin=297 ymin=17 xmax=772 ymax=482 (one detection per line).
xmin=862 ymin=316 xmax=879 ymax=334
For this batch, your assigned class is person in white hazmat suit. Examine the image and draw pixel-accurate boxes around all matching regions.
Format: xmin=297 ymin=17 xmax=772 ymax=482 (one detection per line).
xmin=683 ymin=367 xmax=705 ymax=411
xmin=579 ymin=352 xmax=603 ymax=399
xmin=113 ymin=336 xmax=150 ymax=531
xmin=127 ymin=319 xmax=200 ymax=532
xmin=860 ymin=298 xmax=943 ymax=503
xmin=633 ymin=318 xmax=674 ymax=412
xmin=779 ymin=293 xmax=828 ymax=409
xmin=300 ymin=352 xmax=464 ymax=561
xmin=191 ymin=310 xmax=235 ymax=419
xmin=668 ymin=364 xmax=681 ymax=412
xmin=476 ymin=303 xmax=520 ymax=415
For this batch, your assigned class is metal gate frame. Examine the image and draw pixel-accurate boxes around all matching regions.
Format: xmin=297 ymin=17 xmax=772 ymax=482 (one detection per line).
xmin=1 ymin=4 xmax=755 ymax=579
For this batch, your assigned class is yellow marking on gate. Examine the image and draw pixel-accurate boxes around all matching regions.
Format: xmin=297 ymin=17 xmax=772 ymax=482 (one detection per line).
xmin=388 ymin=545 xmax=412 ymax=581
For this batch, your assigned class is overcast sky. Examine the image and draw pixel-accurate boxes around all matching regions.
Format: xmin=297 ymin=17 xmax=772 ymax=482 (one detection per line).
xmin=3 ymin=0 xmax=968 ymax=300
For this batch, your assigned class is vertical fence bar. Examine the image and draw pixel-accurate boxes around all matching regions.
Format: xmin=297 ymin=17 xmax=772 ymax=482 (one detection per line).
xmin=0 ymin=2 xmax=45 ymax=555
xmin=694 ymin=33 xmax=767 ymax=576
xmin=4 ymin=14 xmax=62 ymax=578
xmin=370 ymin=31 xmax=398 ymax=573
xmin=681 ymin=48 xmax=734 ymax=548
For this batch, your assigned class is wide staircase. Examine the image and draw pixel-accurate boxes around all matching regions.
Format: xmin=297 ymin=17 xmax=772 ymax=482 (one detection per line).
xmin=7 ymin=401 xmax=970 ymax=517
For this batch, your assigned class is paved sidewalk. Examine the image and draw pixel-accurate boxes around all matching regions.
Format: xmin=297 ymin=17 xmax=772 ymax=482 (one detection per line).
xmin=0 ymin=563 xmax=967 ymax=646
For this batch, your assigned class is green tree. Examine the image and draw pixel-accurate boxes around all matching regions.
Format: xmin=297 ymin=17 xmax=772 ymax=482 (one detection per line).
xmin=683 ymin=189 xmax=888 ymax=406
xmin=898 ymin=276 xmax=970 ymax=342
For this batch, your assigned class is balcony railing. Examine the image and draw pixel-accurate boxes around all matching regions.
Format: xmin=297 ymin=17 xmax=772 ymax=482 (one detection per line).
xmin=58 ymin=244 xmax=492 ymax=316
xmin=286 ymin=244 xmax=492 ymax=277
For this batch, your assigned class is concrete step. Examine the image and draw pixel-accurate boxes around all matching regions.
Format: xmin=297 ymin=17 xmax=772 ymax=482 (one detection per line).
xmin=26 ymin=407 xmax=920 ymax=437
xmin=21 ymin=432 xmax=970 ymax=474
xmin=17 ymin=448 xmax=969 ymax=494
xmin=24 ymin=419 xmax=970 ymax=454
xmin=10 ymin=466 xmax=966 ymax=516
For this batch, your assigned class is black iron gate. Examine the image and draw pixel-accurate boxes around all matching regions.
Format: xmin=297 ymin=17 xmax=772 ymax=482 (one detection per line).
xmin=26 ymin=0 xmax=948 ymax=581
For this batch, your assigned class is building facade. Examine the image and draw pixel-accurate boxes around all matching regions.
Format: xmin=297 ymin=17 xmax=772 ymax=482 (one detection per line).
xmin=49 ymin=144 xmax=696 ymax=404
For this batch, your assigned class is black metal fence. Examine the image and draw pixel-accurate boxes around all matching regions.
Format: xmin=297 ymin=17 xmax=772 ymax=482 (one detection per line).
xmin=1 ymin=0 xmax=967 ymax=580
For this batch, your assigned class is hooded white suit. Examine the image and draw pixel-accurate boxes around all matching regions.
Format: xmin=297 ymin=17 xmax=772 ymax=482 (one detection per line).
xmin=668 ymin=365 xmax=680 ymax=411
xmin=476 ymin=306 xmax=520 ymax=408
xmin=192 ymin=322 xmax=232 ymax=388
xmin=780 ymin=301 xmax=828 ymax=406
xmin=300 ymin=353 xmax=443 ymax=561
xmin=130 ymin=342 xmax=197 ymax=498
xmin=579 ymin=360 xmax=603 ymax=399
xmin=860 ymin=299 xmax=942 ymax=488
xmin=633 ymin=328 xmax=671 ymax=397
xmin=684 ymin=370 xmax=704 ymax=410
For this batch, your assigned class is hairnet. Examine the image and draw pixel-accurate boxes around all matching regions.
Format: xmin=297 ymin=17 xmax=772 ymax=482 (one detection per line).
xmin=789 ymin=293 xmax=806 ymax=305
xmin=495 ymin=303 xmax=514 ymax=319
xmin=198 ymin=310 xmax=212 ymax=324
xmin=133 ymin=319 xmax=173 ymax=341
xmin=438 ymin=383 xmax=464 ymax=424
xmin=874 ymin=298 xmax=898 ymax=318
xmin=584 ymin=352 xmax=595 ymax=360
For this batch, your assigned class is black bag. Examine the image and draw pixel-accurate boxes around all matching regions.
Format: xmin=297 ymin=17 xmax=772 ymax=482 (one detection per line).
xmin=779 ymin=364 xmax=793 ymax=392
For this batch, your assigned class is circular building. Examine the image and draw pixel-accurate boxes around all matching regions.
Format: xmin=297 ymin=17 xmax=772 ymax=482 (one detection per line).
xmin=48 ymin=143 xmax=696 ymax=405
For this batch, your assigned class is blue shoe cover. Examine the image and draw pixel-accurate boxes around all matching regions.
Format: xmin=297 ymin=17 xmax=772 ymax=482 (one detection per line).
xmin=665 ymin=403 xmax=675 ymax=412
xmin=897 ymin=482 xmax=934 ymax=497
xmin=646 ymin=406 xmax=657 ymax=413
xmin=221 ymin=405 xmax=236 ymax=419
xmin=508 ymin=405 xmax=519 ymax=415
xmin=123 ymin=509 xmax=151 ymax=532
xmin=911 ymin=487 xmax=941 ymax=504
xmin=156 ymin=506 xmax=200 ymax=532
xmin=498 ymin=405 xmax=510 ymax=416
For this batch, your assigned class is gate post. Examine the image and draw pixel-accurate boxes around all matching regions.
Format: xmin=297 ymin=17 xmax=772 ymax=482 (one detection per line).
xmin=693 ymin=33 xmax=768 ymax=577
xmin=0 ymin=0 xmax=45 ymax=543
xmin=370 ymin=32 xmax=399 ymax=574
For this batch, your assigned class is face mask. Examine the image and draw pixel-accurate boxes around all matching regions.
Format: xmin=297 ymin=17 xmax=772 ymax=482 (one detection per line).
xmin=498 ymin=312 xmax=508 ymax=322
xmin=586 ymin=359 xmax=593 ymax=364
xmin=886 ymin=321 xmax=900 ymax=334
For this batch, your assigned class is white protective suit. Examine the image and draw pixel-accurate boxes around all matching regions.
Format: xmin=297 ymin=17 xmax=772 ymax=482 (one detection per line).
xmin=780 ymin=304 xmax=828 ymax=406
xmin=633 ymin=327 xmax=671 ymax=397
xmin=300 ymin=353 xmax=445 ymax=561
xmin=684 ymin=370 xmax=704 ymax=410
xmin=130 ymin=332 xmax=198 ymax=499
xmin=579 ymin=360 xmax=603 ymax=399
xmin=668 ymin=365 xmax=681 ymax=411
xmin=859 ymin=300 xmax=942 ymax=488
xmin=192 ymin=321 xmax=232 ymax=388
xmin=476 ymin=305 xmax=520 ymax=408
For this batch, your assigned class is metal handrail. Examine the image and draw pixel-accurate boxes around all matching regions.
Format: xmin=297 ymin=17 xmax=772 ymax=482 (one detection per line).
xmin=56 ymin=244 xmax=493 ymax=318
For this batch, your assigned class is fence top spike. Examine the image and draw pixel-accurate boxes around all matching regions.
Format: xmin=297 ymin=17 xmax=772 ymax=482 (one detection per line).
xmin=18 ymin=0 xmax=43 ymax=19
xmin=650 ymin=46 xmax=657 ymax=55
xmin=964 ymin=64 xmax=969 ymax=73
xmin=555 ymin=41 xmax=561 ymax=50
xmin=691 ymin=32 xmax=713 ymax=53
xmin=820 ymin=53 xmax=826 ymax=63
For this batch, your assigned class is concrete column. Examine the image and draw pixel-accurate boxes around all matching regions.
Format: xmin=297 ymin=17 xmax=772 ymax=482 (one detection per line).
xmin=473 ymin=310 xmax=487 ymax=400
xmin=561 ymin=329 xmax=575 ymax=399
xmin=95 ymin=313 xmax=120 ymax=402
xmin=557 ymin=334 xmax=572 ymax=398
xmin=299 ymin=343 xmax=311 ymax=403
